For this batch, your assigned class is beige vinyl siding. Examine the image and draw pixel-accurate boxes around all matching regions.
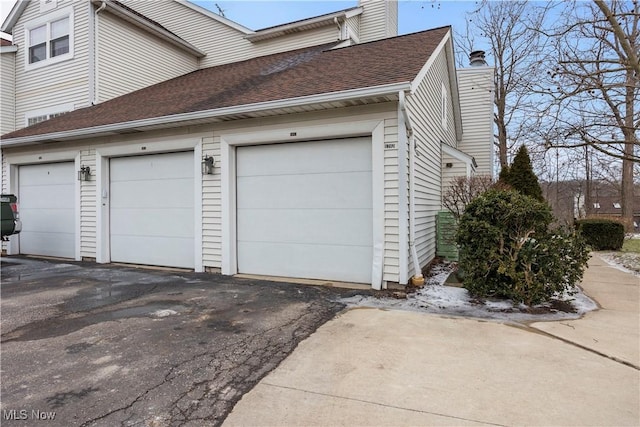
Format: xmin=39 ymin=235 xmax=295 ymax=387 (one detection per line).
xmin=387 ymin=0 xmax=398 ymax=39
xmin=122 ymin=0 xmax=253 ymax=68
xmin=247 ymin=26 xmax=339 ymax=57
xmin=125 ymin=0 xmax=345 ymax=68
xmin=1 ymin=51 xmax=16 ymax=135
xmin=359 ymin=0 xmax=398 ymax=43
xmin=457 ymin=67 xmax=495 ymax=176
xmin=383 ymin=116 xmax=400 ymax=282
xmin=202 ymin=134 xmax=222 ymax=268
xmin=406 ymin=45 xmax=457 ymax=273
xmin=441 ymin=151 xmax=468 ymax=195
xmin=13 ymin=1 xmax=90 ymax=130
xmin=97 ymin=12 xmax=198 ymax=103
xmin=79 ymin=147 xmax=96 ymax=258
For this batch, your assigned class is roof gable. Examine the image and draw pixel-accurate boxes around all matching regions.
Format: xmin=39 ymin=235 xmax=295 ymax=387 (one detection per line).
xmin=1 ymin=27 xmax=451 ymax=143
xmin=1 ymin=0 xmax=28 ymax=33
xmin=98 ymin=0 xmax=205 ymax=57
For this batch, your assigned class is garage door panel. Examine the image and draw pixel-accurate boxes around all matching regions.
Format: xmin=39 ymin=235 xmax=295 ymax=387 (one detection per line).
xmin=19 ymin=184 xmax=74 ymax=209
xmin=20 ymin=208 xmax=75 ymax=233
xmin=19 ymin=231 xmax=75 ymax=258
xmin=19 ymin=162 xmax=75 ymax=258
xmin=110 ymin=179 xmax=193 ymax=208
xmin=110 ymin=152 xmax=194 ymax=269
xmin=237 ymin=208 xmax=372 ymax=246
xmin=110 ymin=235 xmax=194 ymax=269
xmin=237 ymin=139 xmax=372 ymax=177
xmin=237 ymin=172 xmax=372 ymax=210
xmin=236 ymin=138 xmax=372 ymax=283
xmin=238 ymin=241 xmax=371 ymax=283
xmin=110 ymin=153 xmax=193 ymax=181
xmin=18 ymin=163 xmax=75 ymax=185
xmin=111 ymin=209 xmax=194 ymax=237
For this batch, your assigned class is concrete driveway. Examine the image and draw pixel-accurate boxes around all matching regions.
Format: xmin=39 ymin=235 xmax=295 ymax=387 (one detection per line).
xmin=0 ymin=257 xmax=358 ymax=426
xmin=224 ymin=255 xmax=640 ymax=426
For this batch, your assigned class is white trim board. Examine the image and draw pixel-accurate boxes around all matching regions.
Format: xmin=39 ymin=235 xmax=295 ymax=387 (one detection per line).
xmin=220 ymin=117 xmax=386 ymax=289
xmin=95 ymin=135 xmax=204 ymax=271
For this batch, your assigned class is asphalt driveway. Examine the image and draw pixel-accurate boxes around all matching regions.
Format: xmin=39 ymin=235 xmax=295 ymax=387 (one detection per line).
xmin=0 ymin=257 xmax=360 ymax=426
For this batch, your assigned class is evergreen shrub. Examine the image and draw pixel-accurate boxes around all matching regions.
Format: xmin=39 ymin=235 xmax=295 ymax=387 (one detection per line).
xmin=457 ymin=189 xmax=589 ymax=306
xmin=575 ymin=219 xmax=624 ymax=251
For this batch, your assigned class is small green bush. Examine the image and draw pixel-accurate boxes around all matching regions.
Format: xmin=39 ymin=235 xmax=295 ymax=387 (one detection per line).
xmin=575 ymin=219 xmax=624 ymax=251
xmin=457 ymin=189 xmax=590 ymax=306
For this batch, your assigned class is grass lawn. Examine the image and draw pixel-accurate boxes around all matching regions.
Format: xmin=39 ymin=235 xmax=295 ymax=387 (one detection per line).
xmin=621 ymin=238 xmax=640 ymax=253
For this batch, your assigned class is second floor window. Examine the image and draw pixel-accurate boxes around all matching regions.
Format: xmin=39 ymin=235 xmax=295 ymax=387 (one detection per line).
xmin=29 ymin=17 xmax=69 ymax=64
xmin=25 ymin=7 xmax=73 ymax=70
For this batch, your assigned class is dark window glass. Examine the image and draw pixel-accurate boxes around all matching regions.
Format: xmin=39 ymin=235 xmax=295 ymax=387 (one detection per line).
xmin=29 ymin=43 xmax=46 ymax=63
xmin=50 ymin=36 xmax=69 ymax=57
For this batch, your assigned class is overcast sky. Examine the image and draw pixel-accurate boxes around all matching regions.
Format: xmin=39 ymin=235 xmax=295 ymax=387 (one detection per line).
xmin=1 ymin=0 xmax=480 ymax=55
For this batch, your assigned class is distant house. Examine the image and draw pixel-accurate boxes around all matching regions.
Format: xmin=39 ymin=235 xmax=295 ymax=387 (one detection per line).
xmin=0 ymin=0 xmax=494 ymax=289
xmin=587 ymin=196 xmax=640 ymax=231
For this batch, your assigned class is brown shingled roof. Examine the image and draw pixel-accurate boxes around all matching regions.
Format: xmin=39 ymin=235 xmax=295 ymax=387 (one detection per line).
xmin=2 ymin=27 xmax=450 ymax=141
xmin=0 ymin=38 xmax=12 ymax=46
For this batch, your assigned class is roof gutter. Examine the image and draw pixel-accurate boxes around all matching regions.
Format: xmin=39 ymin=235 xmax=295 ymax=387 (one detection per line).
xmin=1 ymin=82 xmax=411 ymax=147
xmin=0 ymin=45 xmax=18 ymax=53
xmin=246 ymin=7 xmax=362 ymax=42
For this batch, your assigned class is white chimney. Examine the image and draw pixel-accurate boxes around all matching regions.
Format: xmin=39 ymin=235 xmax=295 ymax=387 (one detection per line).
xmin=358 ymin=0 xmax=398 ymax=43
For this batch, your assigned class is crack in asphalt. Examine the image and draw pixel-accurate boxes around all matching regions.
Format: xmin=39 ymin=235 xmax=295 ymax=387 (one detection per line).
xmin=80 ymin=300 xmax=341 ymax=427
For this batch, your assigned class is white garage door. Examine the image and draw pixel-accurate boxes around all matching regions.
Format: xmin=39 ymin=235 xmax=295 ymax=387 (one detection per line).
xmin=237 ymin=138 xmax=373 ymax=283
xmin=19 ymin=162 xmax=75 ymax=258
xmin=110 ymin=152 xmax=194 ymax=268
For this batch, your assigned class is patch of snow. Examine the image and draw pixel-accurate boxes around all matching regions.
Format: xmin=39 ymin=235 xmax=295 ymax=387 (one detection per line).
xmin=340 ymin=263 xmax=598 ymax=324
xmin=151 ymin=309 xmax=178 ymax=318
xmin=598 ymin=253 xmax=638 ymax=276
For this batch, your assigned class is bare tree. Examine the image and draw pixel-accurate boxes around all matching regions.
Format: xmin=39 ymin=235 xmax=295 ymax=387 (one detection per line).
xmin=539 ymin=0 xmax=639 ymax=229
xmin=442 ymin=175 xmax=495 ymax=220
xmin=456 ymin=1 xmax=552 ymax=168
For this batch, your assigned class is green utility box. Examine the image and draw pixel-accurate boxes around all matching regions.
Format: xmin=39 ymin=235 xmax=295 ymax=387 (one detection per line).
xmin=436 ymin=210 xmax=458 ymax=261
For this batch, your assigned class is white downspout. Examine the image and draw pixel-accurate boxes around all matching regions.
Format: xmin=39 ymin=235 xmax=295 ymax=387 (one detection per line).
xmin=92 ymin=1 xmax=107 ymax=105
xmin=399 ymin=91 xmax=424 ymax=284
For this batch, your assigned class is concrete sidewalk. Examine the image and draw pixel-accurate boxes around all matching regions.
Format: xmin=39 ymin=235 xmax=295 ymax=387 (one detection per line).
xmin=223 ymin=255 xmax=639 ymax=426
xmin=530 ymin=255 xmax=639 ymax=368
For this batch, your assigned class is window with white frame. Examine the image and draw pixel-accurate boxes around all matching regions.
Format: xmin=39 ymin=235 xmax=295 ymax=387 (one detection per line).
xmin=24 ymin=7 xmax=74 ymax=69
xmin=25 ymin=104 xmax=73 ymax=127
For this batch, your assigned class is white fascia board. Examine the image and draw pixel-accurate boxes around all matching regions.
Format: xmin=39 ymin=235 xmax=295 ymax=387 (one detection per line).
xmin=176 ymin=0 xmax=253 ymax=34
xmin=99 ymin=1 xmax=205 ymax=57
xmin=441 ymin=141 xmax=476 ymax=167
xmin=409 ymin=29 xmax=463 ymax=142
xmin=445 ymin=37 xmax=463 ymax=142
xmin=0 ymin=45 xmax=18 ymax=53
xmin=1 ymin=0 xmax=28 ymax=33
xmin=1 ymin=82 xmax=410 ymax=147
xmin=246 ymin=7 xmax=363 ymax=42
xmin=409 ymin=28 xmax=451 ymax=94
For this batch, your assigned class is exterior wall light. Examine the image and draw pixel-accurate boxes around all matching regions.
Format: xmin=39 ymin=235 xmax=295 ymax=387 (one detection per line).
xmin=202 ymin=155 xmax=215 ymax=175
xmin=78 ymin=165 xmax=91 ymax=181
